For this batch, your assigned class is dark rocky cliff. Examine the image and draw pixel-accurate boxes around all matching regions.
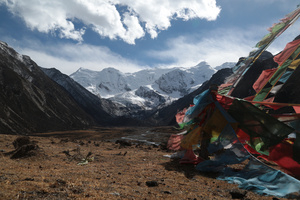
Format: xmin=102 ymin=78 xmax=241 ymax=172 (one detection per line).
xmin=0 ymin=42 xmax=95 ymax=134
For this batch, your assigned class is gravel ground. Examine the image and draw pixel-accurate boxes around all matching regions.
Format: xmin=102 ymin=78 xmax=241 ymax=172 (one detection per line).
xmin=0 ymin=126 xmax=298 ymax=199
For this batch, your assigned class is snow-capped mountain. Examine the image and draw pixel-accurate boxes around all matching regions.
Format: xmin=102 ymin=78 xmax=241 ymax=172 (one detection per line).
xmin=70 ymin=62 xmax=235 ymax=111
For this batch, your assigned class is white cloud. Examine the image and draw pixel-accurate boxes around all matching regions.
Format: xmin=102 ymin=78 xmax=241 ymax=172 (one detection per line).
xmin=147 ymin=28 xmax=262 ymax=68
xmin=115 ymin=0 xmax=221 ymax=39
xmin=148 ymin=18 xmax=300 ymax=69
xmin=15 ymin=41 xmax=146 ymax=75
xmin=1 ymin=0 xmax=221 ymax=44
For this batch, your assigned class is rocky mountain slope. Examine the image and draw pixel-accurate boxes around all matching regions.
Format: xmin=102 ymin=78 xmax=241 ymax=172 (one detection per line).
xmin=0 ymin=41 xmax=100 ymax=133
xmin=41 ymin=68 xmax=128 ymax=124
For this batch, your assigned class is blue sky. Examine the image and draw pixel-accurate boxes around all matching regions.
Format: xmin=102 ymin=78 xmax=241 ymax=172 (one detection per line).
xmin=0 ymin=0 xmax=299 ymax=75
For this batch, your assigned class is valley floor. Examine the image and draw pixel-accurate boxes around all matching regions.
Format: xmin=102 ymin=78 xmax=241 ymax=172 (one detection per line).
xmin=0 ymin=127 xmax=298 ymax=199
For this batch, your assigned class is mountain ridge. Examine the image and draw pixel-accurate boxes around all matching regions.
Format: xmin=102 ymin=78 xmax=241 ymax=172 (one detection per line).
xmin=70 ymin=62 xmax=235 ymax=113
xmin=0 ymin=41 xmax=96 ymax=133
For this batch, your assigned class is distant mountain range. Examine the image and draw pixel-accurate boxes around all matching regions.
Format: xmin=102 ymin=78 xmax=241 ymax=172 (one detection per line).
xmin=1 ymin=35 xmax=300 ymax=135
xmin=0 ymin=40 xmax=235 ymax=133
xmin=70 ymin=62 xmax=235 ymax=115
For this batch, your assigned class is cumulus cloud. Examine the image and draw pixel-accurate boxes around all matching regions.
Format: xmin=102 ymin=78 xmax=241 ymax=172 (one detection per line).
xmin=0 ymin=0 xmax=220 ymax=44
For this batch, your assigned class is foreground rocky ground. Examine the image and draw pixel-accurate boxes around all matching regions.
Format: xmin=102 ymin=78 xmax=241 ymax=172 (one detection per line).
xmin=0 ymin=126 xmax=298 ymax=199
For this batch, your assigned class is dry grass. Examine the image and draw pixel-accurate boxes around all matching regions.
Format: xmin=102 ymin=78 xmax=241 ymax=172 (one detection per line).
xmin=0 ymin=127 xmax=297 ymax=199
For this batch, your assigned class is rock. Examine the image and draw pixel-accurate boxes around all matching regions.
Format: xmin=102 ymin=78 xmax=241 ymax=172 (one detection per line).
xmin=13 ymin=136 xmax=31 ymax=149
xmin=50 ymin=179 xmax=67 ymax=188
xmin=72 ymin=188 xmax=83 ymax=194
xmin=229 ymin=189 xmax=247 ymax=199
xmin=110 ymin=192 xmax=120 ymax=196
xmin=5 ymin=136 xmax=45 ymax=159
xmin=10 ymin=144 xmax=39 ymax=159
xmin=24 ymin=178 xmax=34 ymax=181
xmin=115 ymin=140 xmax=132 ymax=147
xmin=56 ymin=179 xmax=67 ymax=185
xmin=146 ymin=181 xmax=158 ymax=187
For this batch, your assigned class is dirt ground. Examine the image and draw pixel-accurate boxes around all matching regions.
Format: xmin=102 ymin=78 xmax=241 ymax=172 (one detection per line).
xmin=0 ymin=126 xmax=299 ymax=200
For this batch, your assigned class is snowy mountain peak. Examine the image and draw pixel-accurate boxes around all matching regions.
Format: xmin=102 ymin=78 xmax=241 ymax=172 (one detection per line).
xmin=194 ymin=61 xmax=210 ymax=67
xmin=101 ymin=67 xmax=122 ymax=74
xmin=70 ymin=62 xmax=235 ymax=111
xmin=154 ymin=69 xmax=190 ymax=96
